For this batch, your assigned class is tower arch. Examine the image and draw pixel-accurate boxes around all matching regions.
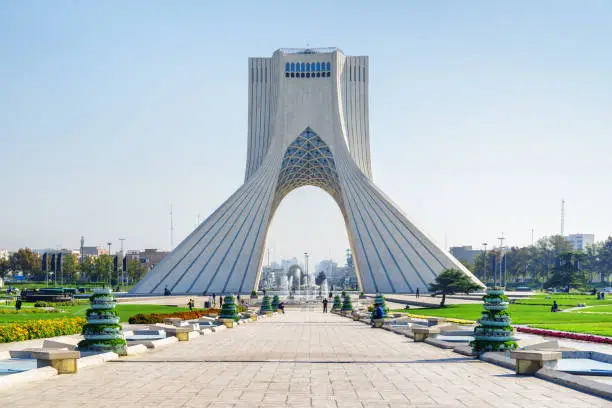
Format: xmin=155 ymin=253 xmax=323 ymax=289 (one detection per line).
xmin=130 ymin=48 xmax=482 ymax=296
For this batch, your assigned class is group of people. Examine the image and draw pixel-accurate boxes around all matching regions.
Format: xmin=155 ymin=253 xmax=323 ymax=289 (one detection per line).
xmin=597 ymin=292 xmax=607 ymax=300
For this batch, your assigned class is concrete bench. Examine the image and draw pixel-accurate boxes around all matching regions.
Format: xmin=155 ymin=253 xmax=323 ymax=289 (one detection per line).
xmin=31 ymin=349 xmax=81 ymax=374
xmin=163 ymin=317 xmax=182 ymax=325
xmin=219 ymin=318 xmax=236 ymax=328
xmin=427 ymin=317 xmax=446 ymax=327
xmin=412 ymin=326 xmax=440 ymax=342
xmin=510 ymin=351 xmax=562 ymax=375
xmin=372 ymin=318 xmax=384 ymax=328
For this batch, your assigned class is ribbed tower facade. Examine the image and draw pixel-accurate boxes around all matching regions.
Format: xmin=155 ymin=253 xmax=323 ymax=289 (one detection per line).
xmin=131 ymin=47 xmax=482 ymax=295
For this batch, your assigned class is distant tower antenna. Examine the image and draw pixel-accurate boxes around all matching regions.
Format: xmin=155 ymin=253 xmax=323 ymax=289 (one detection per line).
xmin=80 ymin=236 xmax=85 ymax=264
xmin=561 ymin=198 xmax=565 ymax=236
xmin=170 ymin=204 xmax=175 ymax=250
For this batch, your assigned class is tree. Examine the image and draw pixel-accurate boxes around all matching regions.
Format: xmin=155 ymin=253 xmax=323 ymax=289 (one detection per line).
xmin=315 ymin=271 xmax=326 ymax=286
xmin=94 ymin=254 xmax=113 ymax=284
xmin=429 ymin=269 xmax=482 ymax=307
xmin=0 ymin=258 xmax=10 ymax=279
xmin=597 ymin=237 xmax=612 ymax=285
xmin=79 ymin=257 xmax=95 ymax=282
xmin=126 ymin=259 xmax=148 ymax=284
xmin=545 ymin=252 xmax=586 ymax=290
xmin=62 ymin=253 xmax=78 ymax=283
xmin=9 ymin=248 xmax=41 ymax=279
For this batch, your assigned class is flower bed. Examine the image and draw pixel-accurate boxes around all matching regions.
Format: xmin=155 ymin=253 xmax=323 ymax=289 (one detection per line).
xmin=405 ymin=313 xmax=475 ymax=325
xmin=0 ymin=317 xmax=86 ymax=343
xmin=0 ymin=308 xmax=59 ymax=315
xmin=128 ymin=308 xmax=221 ymax=324
xmin=517 ymin=327 xmax=612 ymax=344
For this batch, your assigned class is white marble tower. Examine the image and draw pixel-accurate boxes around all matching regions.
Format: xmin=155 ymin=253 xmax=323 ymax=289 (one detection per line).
xmin=131 ymin=48 xmax=482 ymax=295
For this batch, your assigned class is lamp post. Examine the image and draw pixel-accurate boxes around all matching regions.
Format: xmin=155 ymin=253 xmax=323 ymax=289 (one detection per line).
xmin=497 ymin=234 xmax=505 ymax=287
xmin=118 ymin=238 xmax=126 ymax=291
xmin=482 ymin=242 xmax=488 ymax=286
xmin=107 ymin=242 xmax=112 ymax=287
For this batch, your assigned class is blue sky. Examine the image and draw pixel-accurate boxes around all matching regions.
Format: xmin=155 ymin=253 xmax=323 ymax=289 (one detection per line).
xmin=1 ymin=1 xmax=610 ymax=268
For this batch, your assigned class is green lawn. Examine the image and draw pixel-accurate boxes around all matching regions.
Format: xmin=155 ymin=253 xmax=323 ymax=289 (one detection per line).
xmin=569 ymin=305 xmax=612 ymax=314
xmin=530 ymin=323 xmax=612 ymax=337
xmin=514 ymin=294 xmax=612 ymax=307
xmin=0 ymin=303 xmax=191 ymax=324
xmin=391 ymin=302 xmax=612 ymax=336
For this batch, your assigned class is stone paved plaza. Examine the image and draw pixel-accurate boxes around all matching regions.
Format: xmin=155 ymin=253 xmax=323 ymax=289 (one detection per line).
xmin=1 ymin=311 xmax=609 ymax=407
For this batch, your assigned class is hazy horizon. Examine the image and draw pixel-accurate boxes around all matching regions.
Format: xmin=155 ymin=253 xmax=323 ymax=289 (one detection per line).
xmin=1 ymin=2 xmax=611 ymax=270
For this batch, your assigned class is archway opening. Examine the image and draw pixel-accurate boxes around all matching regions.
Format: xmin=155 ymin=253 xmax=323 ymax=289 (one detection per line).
xmin=260 ymin=185 xmax=358 ymax=294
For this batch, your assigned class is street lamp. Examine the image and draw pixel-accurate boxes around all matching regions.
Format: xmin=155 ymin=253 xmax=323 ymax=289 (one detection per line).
xmin=482 ymin=242 xmax=488 ymax=285
xmin=497 ymin=234 xmax=505 ymax=287
xmin=107 ymin=242 xmax=112 ymax=288
xmin=118 ymin=238 xmax=126 ymax=291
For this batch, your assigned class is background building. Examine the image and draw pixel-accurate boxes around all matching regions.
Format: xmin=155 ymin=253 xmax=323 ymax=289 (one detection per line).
xmin=450 ymin=246 xmax=482 ymax=266
xmin=565 ymin=234 xmax=595 ymax=251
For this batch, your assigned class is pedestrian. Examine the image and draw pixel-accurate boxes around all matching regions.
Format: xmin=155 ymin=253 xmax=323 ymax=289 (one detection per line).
xmin=279 ymin=302 xmax=285 ymax=314
xmin=551 ymin=300 xmax=559 ymax=312
xmin=15 ymin=298 xmax=22 ymax=311
xmin=416 ymin=288 xmax=420 ymax=299
xmin=237 ymin=294 xmax=241 ymax=303
xmin=188 ymin=299 xmax=194 ymax=311
xmin=220 ymin=296 xmax=224 ymax=307
xmin=322 ymin=298 xmax=328 ymax=313
xmin=212 ymin=293 xmax=216 ymax=306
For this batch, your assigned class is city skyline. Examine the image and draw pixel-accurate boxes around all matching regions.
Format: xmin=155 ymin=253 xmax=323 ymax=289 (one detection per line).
xmin=1 ymin=2 xmax=611 ymax=268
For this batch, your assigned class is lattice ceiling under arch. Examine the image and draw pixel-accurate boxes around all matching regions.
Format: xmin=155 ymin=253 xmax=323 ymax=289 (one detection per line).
xmin=275 ymin=128 xmax=342 ymax=202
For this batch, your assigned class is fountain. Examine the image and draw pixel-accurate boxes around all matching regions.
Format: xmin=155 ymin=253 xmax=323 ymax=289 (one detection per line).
xmin=320 ymin=279 xmax=329 ymax=299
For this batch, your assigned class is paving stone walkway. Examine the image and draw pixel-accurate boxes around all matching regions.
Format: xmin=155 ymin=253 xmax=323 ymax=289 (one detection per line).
xmin=1 ymin=311 xmax=609 ymax=407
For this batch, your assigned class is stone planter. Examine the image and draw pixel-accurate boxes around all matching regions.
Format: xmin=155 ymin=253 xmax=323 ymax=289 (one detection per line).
xmin=219 ymin=318 xmax=235 ymax=328
xmin=412 ymin=326 xmax=440 ymax=342
xmin=510 ymin=351 xmax=561 ymax=375
xmin=372 ymin=318 xmax=384 ymax=328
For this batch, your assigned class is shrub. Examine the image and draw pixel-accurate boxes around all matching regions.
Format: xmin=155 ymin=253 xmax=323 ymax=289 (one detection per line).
xmin=517 ymin=327 xmax=612 ymax=344
xmin=0 ymin=317 xmax=86 ymax=343
xmin=0 ymin=308 xmax=59 ymax=315
xmin=128 ymin=308 xmax=221 ymax=324
xmin=34 ymin=300 xmax=88 ymax=307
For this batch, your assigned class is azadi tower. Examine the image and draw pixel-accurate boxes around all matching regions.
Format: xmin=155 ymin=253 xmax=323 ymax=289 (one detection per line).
xmin=131 ymin=47 xmax=482 ymax=295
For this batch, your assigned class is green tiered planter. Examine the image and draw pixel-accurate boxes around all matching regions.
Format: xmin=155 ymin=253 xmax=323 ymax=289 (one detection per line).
xmin=341 ymin=295 xmax=353 ymax=314
xmin=373 ymin=294 xmax=386 ymax=309
xmin=271 ymin=295 xmax=280 ymax=312
xmin=219 ymin=295 xmax=238 ymax=328
xmin=471 ymin=287 xmax=518 ymax=353
xmin=260 ymin=295 xmax=273 ymax=316
xmin=332 ymin=295 xmax=342 ymax=311
xmin=371 ymin=293 xmax=387 ymax=321
xmin=78 ymin=288 xmax=126 ymax=354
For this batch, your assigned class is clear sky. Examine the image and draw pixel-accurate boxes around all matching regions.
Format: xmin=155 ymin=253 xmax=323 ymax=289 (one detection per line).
xmin=1 ymin=1 xmax=611 ymax=269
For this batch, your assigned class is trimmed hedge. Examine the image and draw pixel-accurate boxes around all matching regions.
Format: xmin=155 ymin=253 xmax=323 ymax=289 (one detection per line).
xmin=128 ymin=308 xmax=221 ymax=324
xmin=0 ymin=317 xmax=86 ymax=343
xmin=34 ymin=300 xmax=88 ymax=307
xmin=0 ymin=308 xmax=59 ymax=315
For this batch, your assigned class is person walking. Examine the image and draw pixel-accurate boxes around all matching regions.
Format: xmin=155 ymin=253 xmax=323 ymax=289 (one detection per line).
xmin=322 ymin=298 xmax=328 ymax=313
xmin=212 ymin=293 xmax=216 ymax=306
xmin=188 ymin=299 xmax=194 ymax=311
xmin=416 ymin=288 xmax=420 ymax=299
xmin=220 ymin=296 xmax=224 ymax=307
xmin=15 ymin=298 xmax=22 ymax=311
